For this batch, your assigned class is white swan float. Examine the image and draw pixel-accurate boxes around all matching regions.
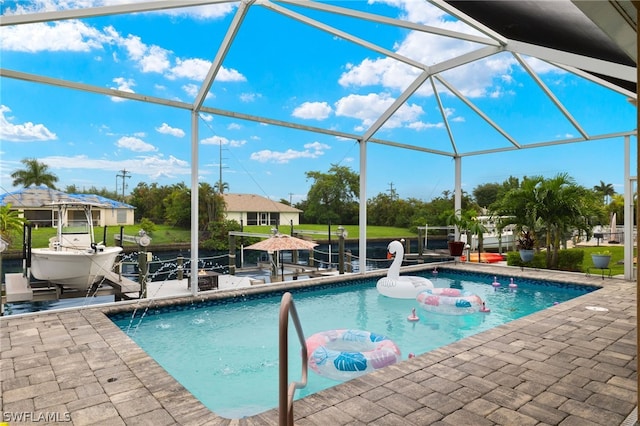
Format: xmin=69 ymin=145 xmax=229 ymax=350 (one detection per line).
xmin=376 ymin=240 xmax=434 ymax=299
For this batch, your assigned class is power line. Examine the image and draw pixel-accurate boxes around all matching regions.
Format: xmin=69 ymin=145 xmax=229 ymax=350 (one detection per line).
xmin=116 ymin=169 xmax=131 ymax=200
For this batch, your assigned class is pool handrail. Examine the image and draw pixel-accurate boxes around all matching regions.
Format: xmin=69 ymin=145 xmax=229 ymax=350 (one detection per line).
xmin=278 ymin=292 xmax=308 ymax=426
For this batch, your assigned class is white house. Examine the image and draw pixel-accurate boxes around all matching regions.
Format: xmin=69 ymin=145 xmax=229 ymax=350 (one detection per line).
xmin=0 ymin=185 xmax=135 ymax=227
xmin=222 ymin=193 xmax=302 ymax=227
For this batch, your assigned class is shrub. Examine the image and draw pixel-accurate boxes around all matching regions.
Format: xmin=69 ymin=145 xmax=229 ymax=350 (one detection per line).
xmin=506 ymin=249 xmax=584 ymax=272
xmin=517 ymin=230 xmax=535 ymax=250
xmin=556 ymin=249 xmax=584 ymax=272
xmin=139 ymin=218 xmax=156 ymax=236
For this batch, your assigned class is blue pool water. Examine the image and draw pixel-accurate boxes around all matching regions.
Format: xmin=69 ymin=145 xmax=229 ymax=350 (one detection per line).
xmin=109 ymin=270 xmax=598 ymax=419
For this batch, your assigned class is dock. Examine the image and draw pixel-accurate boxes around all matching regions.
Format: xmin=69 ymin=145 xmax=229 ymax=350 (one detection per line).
xmin=2 ymin=272 xmax=141 ymax=305
xmin=2 ymin=272 xmax=256 ymax=314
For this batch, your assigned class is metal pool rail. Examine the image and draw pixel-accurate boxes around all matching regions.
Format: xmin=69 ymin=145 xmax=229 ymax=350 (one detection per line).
xmin=279 ymin=292 xmax=308 ymax=426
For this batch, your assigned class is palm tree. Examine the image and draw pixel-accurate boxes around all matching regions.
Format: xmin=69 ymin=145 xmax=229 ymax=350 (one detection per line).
xmin=593 ymin=180 xmax=615 ymax=205
xmin=0 ymin=203 xmax=27 ymax=246
xmin=11 ymin=158 xmax=59 ymax=188
xmin=214 ymin=181 xmax=229 ymax=194
xmin=496 ymin=174 xmax=598 ymax=268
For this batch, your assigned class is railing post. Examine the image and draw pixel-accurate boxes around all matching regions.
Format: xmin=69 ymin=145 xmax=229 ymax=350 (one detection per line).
xmin=138 ymin=251 xmax=149 ymax=298
xmin=279 ymin=292 xmax=308 ymax=426
xmin=177 ymin=255 xmax=184 ymax=281
xmin=229 ymin=235 xmax=236 ymax=275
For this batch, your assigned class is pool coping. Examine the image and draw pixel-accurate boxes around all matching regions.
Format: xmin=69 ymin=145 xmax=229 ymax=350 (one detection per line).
xmin=1 ymin=262 xmax=636 ymax=425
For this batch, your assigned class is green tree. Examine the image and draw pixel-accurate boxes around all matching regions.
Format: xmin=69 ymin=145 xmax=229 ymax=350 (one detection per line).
xmin=0 ymin=203 xmax=27 ymax=246
xmin=495 ymin=176 xmax=544 ymax=235
xmin=164 ymin=183 xmax=191 ymax=227
xmin=199 ymin=182 xmax=225 ymax=231
xmin=303 ymin=164 xmax=359 ymax=225
xmin=214 ymin=181 xmax=229 ymax=194
xmin=129 ymin=182 xmax=172 ymax=224
xmin=11 ymin=158 xmax=59 ymax=188
xmin=367 ymin=193 xmax=398 ymax=226
xmin=608 ymin=194 xmax=625 ymax=224
xmin=472 ymin=182 xmax=501 ymax=208
xmin=593 ymin=180 xmax=615 ymax=204
xmin=496 ymin=174 xmax=600 ymax=269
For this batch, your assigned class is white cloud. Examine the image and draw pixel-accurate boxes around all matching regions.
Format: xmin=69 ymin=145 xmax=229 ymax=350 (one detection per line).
xmin=240 ymin=92 xmax=261 ymax=102
xmin=122 ymin=34 xmax=147 ymax=61
xmin=337 ymin=1 xmax=524 ymax=100
xmin=1 ymin=20 xmax=108 ymax=52
xmin=201 ymin=135 xmax=246 ymax=147
xmin=139 ymin=45 xmax=171 ymax=73
xmin=159 ymin=2 xmax=235 ymax=19
xmin=110 ymin=77 xmax=136 ymax=102
xmin=156 ymin=123 xmax=185 ymax=138
xmin=250 ymin=141 xmax=330 ymax=164
xmin=182 ymin=83 xmax=199 ymax=98
xmin=3 ymin=0 xmax=235 ymax=20
xmin=0 ymin=105 xmax=57 ymax=142
xmin=407 ymin=121 xmax=444 ymax=130
xmin=182 ymin=83 xmax=213 ymax=101
xmin=116 ymin=136 xmax=157 ymax=152
xmin=334 ymin=93 xmax=424 ymax=129
xmin=42 ymin=153 xmax=192 ymax=180
xmin=168 ymin=58 xmax=246 ymax=82
xmin=292 ymin=102 xmax=333 ymax=120
xmin=120 ymin=34 xmax=171 ymax=73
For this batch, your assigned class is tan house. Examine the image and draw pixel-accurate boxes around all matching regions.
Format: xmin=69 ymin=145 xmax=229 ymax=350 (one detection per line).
xmin=222 ymin=193 xmax=302 ymax=227
xmin=0 ymin=185 xmax=135 ymax=227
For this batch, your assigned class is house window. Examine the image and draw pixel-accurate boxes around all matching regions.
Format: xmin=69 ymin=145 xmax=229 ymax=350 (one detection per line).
xmin=24 ymin=210 xmax=53 ymax=227
xmin=247 ymin=212 xmax=258 ymax=226
xmin=270 ymin=213 xmax=280 ymax=226
xmin=117 ymin=209 xmax=127 ymax=224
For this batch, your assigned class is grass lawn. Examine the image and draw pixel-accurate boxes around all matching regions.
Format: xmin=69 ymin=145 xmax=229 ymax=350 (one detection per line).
xmin=8 ymin=224 xmax=418 ymax=251
xmin=579 ymin=245 xmax=628 ymax=276
xmin=13 ymin=224 xmax=192 ymax=250
xmin=242 ymin=224 xmax=419 ymax=239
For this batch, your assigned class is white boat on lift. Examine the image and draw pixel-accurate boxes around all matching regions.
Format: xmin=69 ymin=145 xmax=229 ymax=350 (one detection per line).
xmin=469 ymin=216 xmax=516 ymax=252
xmin=30 ymin=201 xmax=123 ymax=291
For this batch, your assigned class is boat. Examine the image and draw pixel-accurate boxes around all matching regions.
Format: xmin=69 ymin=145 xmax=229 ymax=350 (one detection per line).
xmin=30 ymin=201 xmax=123 ymax=291
xmin=469 ymin=216 xmax=516 ymax=252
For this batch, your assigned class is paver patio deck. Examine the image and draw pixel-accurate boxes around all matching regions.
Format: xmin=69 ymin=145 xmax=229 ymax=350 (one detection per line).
xmin=1 ymin=263 xmax=637 ymax=425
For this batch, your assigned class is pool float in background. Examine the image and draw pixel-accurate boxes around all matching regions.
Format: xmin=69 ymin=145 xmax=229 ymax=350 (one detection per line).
xmin=416 ymin=288 xmax=485 ymax=315
xmin=492 ymin=276 xmax=500 ymax=287
xmin=377 ymin=240 xmax=433 ymax=299
xmin=407 ymin=308 xmax=419 ymax=322
xmin=305 ymin=329 xmax=401 ymax=381
xmin=460 ymin=252 xmax=505 ymax=263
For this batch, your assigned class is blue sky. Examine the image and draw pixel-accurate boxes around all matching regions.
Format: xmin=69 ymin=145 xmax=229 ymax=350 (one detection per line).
xmin=1 ymin=0 xmax=637 ymax=206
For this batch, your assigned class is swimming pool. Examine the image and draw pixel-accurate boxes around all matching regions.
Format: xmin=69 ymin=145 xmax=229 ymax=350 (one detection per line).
xmin=109 ymin=269 xmax=598 ymax=419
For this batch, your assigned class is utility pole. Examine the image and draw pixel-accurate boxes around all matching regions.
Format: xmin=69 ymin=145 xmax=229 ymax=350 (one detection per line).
xmin=219 ymin=143 xmax=223 ymax=193
xmin=387 ymin=182 xmax=396 ymax=200
xmin=116 ymin=169 xmax=131 ymax=200
xmin=218 ymin=142 xmax=229 ymax=193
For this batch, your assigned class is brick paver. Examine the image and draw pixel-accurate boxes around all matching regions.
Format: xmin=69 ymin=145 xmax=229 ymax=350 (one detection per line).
xmin=1 ymin=263 xmax=637 ymax=425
